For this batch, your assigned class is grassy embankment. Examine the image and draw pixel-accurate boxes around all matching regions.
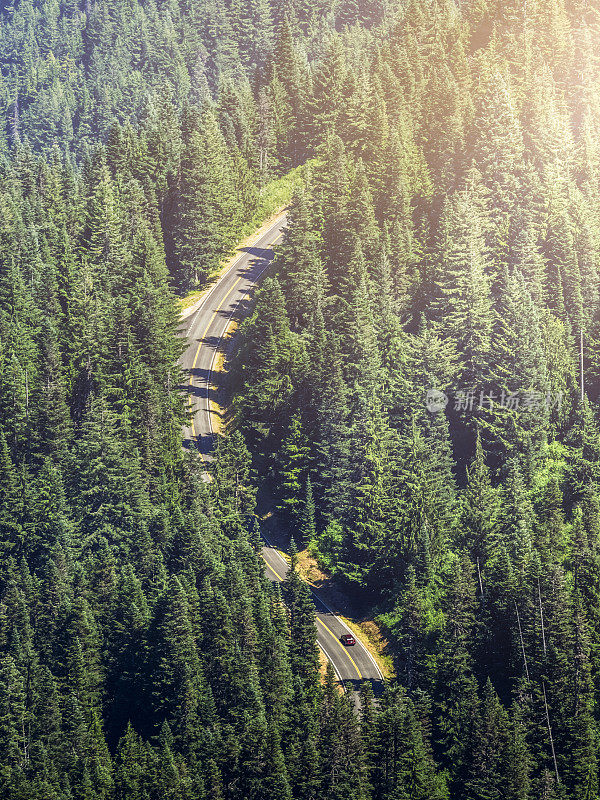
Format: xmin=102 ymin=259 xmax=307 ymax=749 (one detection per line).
xmin=178 ymin=164 xmax=306 ymax=315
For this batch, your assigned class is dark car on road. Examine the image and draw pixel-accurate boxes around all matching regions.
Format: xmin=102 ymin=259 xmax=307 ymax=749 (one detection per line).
xmin=340 ymin=633 xmax=356 ymax=646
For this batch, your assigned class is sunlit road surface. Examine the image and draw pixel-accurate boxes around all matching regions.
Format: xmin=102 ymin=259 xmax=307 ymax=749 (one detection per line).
xmin=179 ymin=214 xmax=288 ymax=460
xmin=262 ymin=538 xmax=384 ymax=693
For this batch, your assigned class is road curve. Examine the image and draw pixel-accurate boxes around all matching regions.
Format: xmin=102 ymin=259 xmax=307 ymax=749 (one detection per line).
xmin=178 ymin=213 xmax=384 ymax=693
xmin=262 ymin=539 xmax=384 ymax=692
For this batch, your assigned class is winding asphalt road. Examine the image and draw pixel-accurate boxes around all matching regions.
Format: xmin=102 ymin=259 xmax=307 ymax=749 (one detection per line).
xmin=262 ymin=537 xmax=384 ymax=690
xmin=178 ymin=212 xmax=384 ymax=692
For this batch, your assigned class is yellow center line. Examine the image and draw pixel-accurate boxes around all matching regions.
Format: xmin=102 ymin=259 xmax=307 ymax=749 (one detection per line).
xmin=187 ymin=225 xmax=284 ymax=458
xmin=264 ymin=559 xmax=285 ymax=582
xmin=316 ymin=617 xmax=362 ymax=679
xmin=187 ymin=275 xmax=244 ymax=457
xmin=189 ymin=274 xmax=244 ymax=376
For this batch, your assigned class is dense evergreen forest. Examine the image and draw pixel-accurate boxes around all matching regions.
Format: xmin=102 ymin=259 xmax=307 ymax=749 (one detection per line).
xmin=0 ymin=0 xmax=448 ymax=798
xmin=1 ymin=0 xmax=600 ymax=798
xmin=232 ymin=0 xmax=600 ymax=798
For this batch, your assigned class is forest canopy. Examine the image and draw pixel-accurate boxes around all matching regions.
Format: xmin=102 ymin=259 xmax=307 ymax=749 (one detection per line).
xmin=1 ymin=0 xmax=600 ymax=799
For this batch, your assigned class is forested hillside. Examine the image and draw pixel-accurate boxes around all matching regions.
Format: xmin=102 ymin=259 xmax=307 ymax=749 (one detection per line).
xmin=232 ymin=0 xmax=600 ymax=798
xmin=0 ymin=0 xmax=381 ymax=289
xmin=0 ymin=1 xmax=434 ymax=799
xmin=2 ymin=0 xmax=600 ymax=798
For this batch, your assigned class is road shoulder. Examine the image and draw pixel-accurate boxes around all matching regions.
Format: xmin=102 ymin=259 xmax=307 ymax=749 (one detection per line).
xmin=178 ymin=208 xmax=288 ymax=321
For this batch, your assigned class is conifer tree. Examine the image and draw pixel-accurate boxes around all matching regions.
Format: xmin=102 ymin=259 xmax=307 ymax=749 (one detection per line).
xmin=172 ymin=107 xmax=237 ymax=289
xmin=432 ymin=193 xmax=493 ymax=391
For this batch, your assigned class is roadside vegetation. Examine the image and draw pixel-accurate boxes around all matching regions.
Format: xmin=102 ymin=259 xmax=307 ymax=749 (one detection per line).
xmin=178 ymin=163 xmax=308 ymax=314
